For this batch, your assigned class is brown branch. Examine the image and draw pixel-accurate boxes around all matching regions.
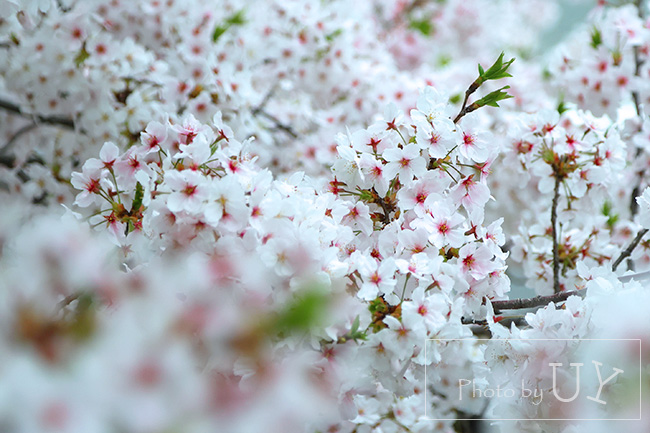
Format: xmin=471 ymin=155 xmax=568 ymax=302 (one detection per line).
xmin=612 ymin=228 xmax=649 ymax=271
xmin=453 ymin=103 xmax=480 ymax=124
xmin=491 ymin=289 xmax=584 ymax=312
xmin=373 ymin=190 xmax=393 ymax=224
xmin=453 ymin=82 xmax=481 ymax=124
xmin=551 ymin=176 xmax=561 ymax=293
xmin=0 ymin=98 xmax=75 ymax=129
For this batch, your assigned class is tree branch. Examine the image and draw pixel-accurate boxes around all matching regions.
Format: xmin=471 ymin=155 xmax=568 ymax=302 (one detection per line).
xmin=462 ymin=315 xmax=527 ymax=327
xmin=551 ymin=176 xmax=561 ymax=293
xmin=491 ymin=289 xmax=584 ymax=312
xmin=612 ymin=228 xmax=649 ymax=271
xmin=0 ymin=98 xmax=75 ymax=129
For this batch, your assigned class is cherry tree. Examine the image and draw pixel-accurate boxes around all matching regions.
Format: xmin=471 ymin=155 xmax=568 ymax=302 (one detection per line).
xmin=1 ymin=1 xmax=650 ymax=432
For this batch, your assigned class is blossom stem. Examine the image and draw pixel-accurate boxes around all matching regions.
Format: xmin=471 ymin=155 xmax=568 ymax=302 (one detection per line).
xmin=612 ymin=228 xmax=649 ymax=271
xmin=395 ymin=128 xmax=408 ymax=146
xmin=440 ymin=166 xmax=458 ymax=183
xmin=400 ymin=274 xmax=410 ymax=302
xmin=106 ymin=168 xmax=122 ymax=204
xmin=551 ymin=175 xmax=561 ymax=293
xmin=444 ymin=161 xmax=464 ymax=179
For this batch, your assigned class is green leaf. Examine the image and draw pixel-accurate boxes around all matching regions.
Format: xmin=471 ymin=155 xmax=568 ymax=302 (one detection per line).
xmin=212 ymin=10 xmax=246 ymax=42
xmin=132 ymin=182 xmax=144 ymax=212
xmin=480 ymin=52 xmax=515 ymax=81
xmin=325 ymin=29 xmax=343 ymax=42
xmin=212 ymin=25 xmax=228 ymax=42
xmin=226 ymin=10 xmax=246 ymax=26
xmin=68 ymin=293 xmax=96 ymax=340
xmin=478 ymin=64 xmax=485 ymax=76
xmin=409 ymin=19 xmax=433 ymax=36
xmin=602 ymin=200 xmax=619 ymax=228
xmin=557 ymin=100 xmax=568 ymax=115
xmin=472 ymin=85 xmax=513 ymax=108
xmin=74 ymin=45 xmax=90 ymax=67
xmin=358 ymin=189 xmax=374 ymax=202
xmin=273 ymin=288 xmax=329 ymax=334
xmin=437 ymin=54 xmax=451 ymax=67
xmin=351 ymin=315 xmax=360 ymax=334
xmin=591 ymin=26 xmax=602 ymax=49
xmin=368 ymin=297 xmax=388 ymax=315
xmin=602 ymin=200 xmax=613 ymax=217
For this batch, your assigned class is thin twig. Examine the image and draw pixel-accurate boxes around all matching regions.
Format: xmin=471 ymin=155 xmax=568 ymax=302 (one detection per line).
xmin=250 ymin=85 xmax=298 ymax=138
xmin=632 ymin=0 xmax=645 ymax=117
xmin=551 ymin=176 xmax=561 ymax=293
xmin=251 ymin=84 xmax=278 ymax=115
xmin=454 ymin=92 xmax=472 ymax=124
xmin=254 ymin=110 xmax=298 ymax=138
xmin=1 ymin=123 xmax=37 ymax=155
xmin=629 ymin=0 xmax=646 ymax=219
xmin=453 ymin=90 xmax=480 ymax=124
xmin=612 ymin=228 xmax=649 ymax=271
